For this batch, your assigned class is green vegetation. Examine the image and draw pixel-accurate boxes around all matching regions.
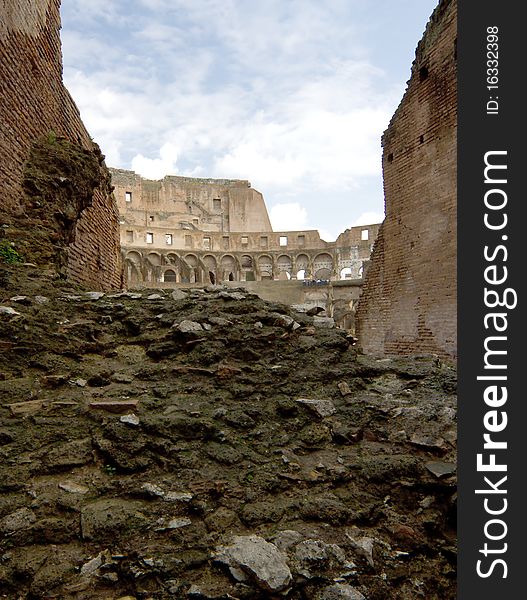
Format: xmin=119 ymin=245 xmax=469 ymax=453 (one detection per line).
xmin=0 ymin=240 xmax=23 ymax=264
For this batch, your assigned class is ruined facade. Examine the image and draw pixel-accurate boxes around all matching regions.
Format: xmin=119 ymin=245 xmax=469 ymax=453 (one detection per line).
xmin=113 ymin=168 xmax=380 ymax=287
xmin=0 ymin=0 xmax=121 ymax=289
xmin=356 ymin=0 xmax=457 ymax=360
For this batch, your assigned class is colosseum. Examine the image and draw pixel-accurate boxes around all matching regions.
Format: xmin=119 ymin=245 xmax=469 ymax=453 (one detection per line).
xmin=112 ymin=167 xmax=380 ymax=288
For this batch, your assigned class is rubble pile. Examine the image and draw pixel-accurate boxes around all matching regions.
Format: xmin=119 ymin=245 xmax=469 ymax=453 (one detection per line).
xmin=0 ymin=266 xmax=456 ymax=599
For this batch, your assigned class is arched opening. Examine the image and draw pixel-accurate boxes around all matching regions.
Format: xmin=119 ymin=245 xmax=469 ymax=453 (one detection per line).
xmin=163 ymin=269 xmax=176 ymax=282
xmin=221 ymin=255 xmax=236 ymax=282
xmin=340 ymin=267 xmax=353 ymax=280
xmin=258 ymin=255 xmax=273 ymax=280
xmin=146 ymin=252 xmax=162 ymax=266
xmin=313 ymin=253 xmax=333 ymax=281
xmin=277 ymin=254 xmax=293 ymax=280
xmin=203 ymin=255 xmax=217 ymax=285
xmin=241 ymin=255 xmax=253 ymax=268
xmin=296 ymin=269 xmax=306 ymax=280
xmin=241 ymin=254 xmax=255 ymax=281
xmin=314 ymin=268 xmax=331 ymax=281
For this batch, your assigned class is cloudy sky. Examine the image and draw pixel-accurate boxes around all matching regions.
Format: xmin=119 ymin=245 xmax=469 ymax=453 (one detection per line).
xmin=61 ymin=0 xmax=438 ymax=241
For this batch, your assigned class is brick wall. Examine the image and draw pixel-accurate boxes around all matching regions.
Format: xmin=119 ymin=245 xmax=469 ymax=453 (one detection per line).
xmin=0 ymin=0 xmax=121 ymax=290
xmin=356 ymin=0 xmax=457 ymax=360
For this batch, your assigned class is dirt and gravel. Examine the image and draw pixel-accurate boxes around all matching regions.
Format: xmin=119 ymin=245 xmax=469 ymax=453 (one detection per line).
xmin=0 ymin=264 xmax=457 ymax=599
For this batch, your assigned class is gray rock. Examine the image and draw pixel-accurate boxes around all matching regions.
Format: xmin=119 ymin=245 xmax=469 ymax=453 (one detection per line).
xmin=147 ymin=293 xmax=164 ymax=300
xmin=0 ymin=507 xmax=36 ymax=534
xmin=80 ymin=550 xmax=110 ymax=577
xmin=34 ymin=295 xmax=49 ymax=304
xmin=174 ymin=320 xmax=204 ymax=333
xmin=156 ymin=517 xmax=192 ymax=531
xmin=346 ymin=534 xmax=375 ymax=568
xmin=291 ymin=303 xmax=311 ymax=313
xmin=59 ymin=481 xmax=90 ymax=494
xmin=10 ymin=295 xmax=28 ymax=302
xmin=425 ymin=461 xmax=457 ymax=478
xmin=85 ymin=292 xmax=105 ymax=300
xmin=215 ymin=535 xmax=292 ymax=592
xmin=319 ymin=584 xmax=366 ymax=600
xmin=272 ymin=530 xmax=304 ymax=551
xmin=219 ymin=291 xmax=246 ymax=301
xmin=164 ymin=491 xmax=193 ymax=503
xmin=120 ymin=413 xmax=141 ymax=426
xmin=141 ymin=483 xmax=165 ymax=498
xmin=208 ymin=316 xmax=233 ymax=326
xmin=293 ymin=540 xmax=346 ymax=578
xmin=171 ymin=289 xmax=188 ymax=301
xmin=313 ymin=316 xmax=335 ymax=328
xmin=0 ymin=306 xmax=20 ymax=317
xmin=296 ymin=398 xmax=337 ymax=418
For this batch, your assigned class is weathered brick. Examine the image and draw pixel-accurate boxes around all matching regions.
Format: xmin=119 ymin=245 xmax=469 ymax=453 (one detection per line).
xmin=356 ymin=0 xmax=457 ymax=360
xmin=0 ymin=0 xmax=121 ymax=290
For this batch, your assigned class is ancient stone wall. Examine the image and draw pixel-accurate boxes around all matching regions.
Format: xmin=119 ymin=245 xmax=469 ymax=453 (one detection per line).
xmin=114 ymin=168 xmax=380 ymax=287
xmin=111 ymin=168 xmax=273 ymax=235
xmin=0 ymin=0 xmax=121 ymax=290
xmin=356 ymin=0 xmax=457 ymax=360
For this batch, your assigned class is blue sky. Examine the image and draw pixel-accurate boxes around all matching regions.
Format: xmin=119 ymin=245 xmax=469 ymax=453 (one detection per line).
xmin=61 ymin=0 xmax=439 ymax=241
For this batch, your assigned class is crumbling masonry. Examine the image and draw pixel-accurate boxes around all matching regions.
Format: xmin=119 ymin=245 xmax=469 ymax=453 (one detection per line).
xmin=356 ymin=0 xmax=457 ymax=360
xmin=0 ymin=0 xmax=121 ymax=289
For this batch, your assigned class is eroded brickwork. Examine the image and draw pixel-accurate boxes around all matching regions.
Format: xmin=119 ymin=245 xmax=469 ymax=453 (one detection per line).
xmin=0 ymin=0 xmax=121 ymax=289
xmin=356 ymin=0 xmax=457 ymax=360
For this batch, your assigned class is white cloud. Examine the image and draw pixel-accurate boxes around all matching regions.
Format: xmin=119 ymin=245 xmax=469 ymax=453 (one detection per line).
xmin=59 ymin=0 xmax=431 ymax=237
xmin=131 ymin=142 xmax=181 ymax=179
xmin=270 ymin=203 xmax=309 ymax=232
xmin=351 ymin=211 xmax=385 ymax=226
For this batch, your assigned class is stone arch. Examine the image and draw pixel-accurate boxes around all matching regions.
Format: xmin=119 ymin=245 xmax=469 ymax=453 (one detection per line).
xmin=240 ymin=254 xmax=256 ymax=281
xmin=296 ymin=253 xmax=309 ymax=270
xmin=182 ymin=253 xmax=199 ymax=283
xmin=296 ymin=253 xmax=310 ymax=279
xmin=203 ymin=254 xmax=218 ymax=284
xmin=340 ymin=267 xmax=353 ymax=280
xmin=314 ymin=268 xmax=332 ymax=280
xmin=146 ymin=252 xmax=162 ymax=266
xmin=221 ymin=254 xmax=237 ymax=282
xmin=276 ymin=254 xmax=292 ymax=280
xmin=125 ymin=250 xmax=142 ymax=265
xmin=313 ymin=252 xmax=333 ymax=280
xmin=166 ymin=252 xmax=180 ymax=264
xmin=241 ymin=254 xmax=253 ymax=268
xmin=258 ymin=255 xmax=273 ymax=280
xmin=163 ymin=269 xmax=177 ymax=282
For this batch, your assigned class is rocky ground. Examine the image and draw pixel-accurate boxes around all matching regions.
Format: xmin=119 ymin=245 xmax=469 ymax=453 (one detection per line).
xmin=0 ymin=264 xmax=457 ymax=599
